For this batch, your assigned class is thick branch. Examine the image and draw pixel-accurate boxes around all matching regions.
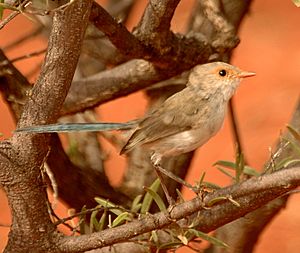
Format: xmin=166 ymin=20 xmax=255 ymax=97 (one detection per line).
xmin=134 ymin=0 xmax=180 ymax=45
xmin=199 ymin=0 xmax=239 ymax=51
xmin=0 ymin=0 xmax=93 ymax=251
xmin=89 ymin=2 xmax=148 ymax=59
xmin=57 ymin=167 xmax=300 ymax=252
xmin=133 ymin=0 xmax=211 ymax=69
xmin=17 ymin=6 xmax=91 ymax=128
xmin=62 ymin=59 xmax=165 ymax=115
xmin=89 ymin=2 xmax=212 ymax=68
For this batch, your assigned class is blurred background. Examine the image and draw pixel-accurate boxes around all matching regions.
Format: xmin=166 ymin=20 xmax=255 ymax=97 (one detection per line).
xmin=0 ymin=0 xmax=300 ymax=252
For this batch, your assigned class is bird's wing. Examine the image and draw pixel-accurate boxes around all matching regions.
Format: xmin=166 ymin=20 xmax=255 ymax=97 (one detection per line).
xmin=121 ymin=91 xmax=208 ymax=154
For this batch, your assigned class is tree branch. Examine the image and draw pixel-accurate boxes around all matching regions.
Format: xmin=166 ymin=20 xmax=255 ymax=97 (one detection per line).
xmin=0 ymin=0 xmax=93 ymax=251
xmin=89 ymin=2 xmax=148 ymax=59
xmin=62 ymin=59 xmax=165 ymax=115
xmin=134 ymin=0 xmax=180 ymax=44
xmin=106 ymin=0 xmax=136 ymax=24
xmin=199 ymin=0 xmax=239 ymax=51
xmin=56 ymin=167 xmax=300 ymax=252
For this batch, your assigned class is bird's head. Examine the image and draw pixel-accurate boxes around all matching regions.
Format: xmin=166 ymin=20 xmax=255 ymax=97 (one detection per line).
xmin=187 ymin=62 xmax=255 ymax=100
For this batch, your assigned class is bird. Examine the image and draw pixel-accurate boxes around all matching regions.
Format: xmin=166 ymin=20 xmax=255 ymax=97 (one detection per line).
xmin=16 ymin=62 xmax=255 ymax=204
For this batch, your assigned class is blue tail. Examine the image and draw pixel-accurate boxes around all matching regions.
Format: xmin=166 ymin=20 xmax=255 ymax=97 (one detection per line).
xmin=15 ymin=122 xmax=136 ymax=133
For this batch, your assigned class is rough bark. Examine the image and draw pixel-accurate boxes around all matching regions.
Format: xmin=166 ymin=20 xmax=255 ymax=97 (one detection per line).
xmin=0 ymin=0 xmax=93 ymax=251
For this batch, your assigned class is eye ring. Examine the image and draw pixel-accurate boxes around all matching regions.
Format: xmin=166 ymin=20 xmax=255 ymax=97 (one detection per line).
xmin=219 ymin=69 xmax=227 ymax=77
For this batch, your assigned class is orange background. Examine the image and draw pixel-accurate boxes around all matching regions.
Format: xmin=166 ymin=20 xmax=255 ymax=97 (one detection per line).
xmin=1 ymin=0 xmax=300 ymax=252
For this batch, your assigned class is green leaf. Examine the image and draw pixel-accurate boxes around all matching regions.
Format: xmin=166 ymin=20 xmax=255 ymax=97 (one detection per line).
xmin=150 ymin=230 xmax=159 ymax=244
xmin=287 ymin=125 xmax=300 ymax=142
xmin=292 ymin=0 xmax=300 ymax=7
xmin=243 ymin=166 xmax=260 ymax=176
xmin=158 ymin=241 xmax=183 ymax=250
xmin=201 ymin=181 xmax=221 ymax=189
xmin=207 ymin=195 xmax=239 ymax=207
xmin=275 ymin=156 xmax=293 ymax=170
xmin=214 ymin=160 xmax=236 ymax=169
xmin=79 ymin=205 xmax=87 ymax=234
xmin=112 ymin=212 xmax=132 ymax=227
xmin=144 ymin=186 xmax=167 ymax=212
xmin=198 ymin=172 xmax=206 ymax=185
xmin=227 ymin=196 xmax=240 ymax=207
xmin=94 ymin=197 xmax=122 ymax=216
xmin=98 ymin=210 xmax=107 ymax=231
xmin=189 ymin=229 xmax=228 ymax=248
xmin=216 ymin=167 xmax=235 ymax=179
xmin=0 ymin=0 xmax=4 ymax=20
xmin=278 ymin=158 xmax=300 ymax=169
xmin=90 ymin=209 xmax=100 ymax=232
xmin=215 ymin=160 xmax=259 ymax=177
xmin=207 ymin=196 xmax=228 ymax=207
xmin=283 ymin=137 xmax=300 ymax=157
xmin=131 ymin=194 xmax=143 ymax=213
xmin=141 ymin=178 xmax=161 ymax=214
xmin=177 ymin=234 xmax=189 ymax=245
xmin=0 ymin=2 xmax=18 ymax=12
xmin=235 ymin=151 xmax=245 ymax=182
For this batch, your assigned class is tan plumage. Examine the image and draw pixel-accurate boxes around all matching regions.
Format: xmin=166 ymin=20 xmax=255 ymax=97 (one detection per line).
xmin=121 ymin=62 xmax=255 ymax=162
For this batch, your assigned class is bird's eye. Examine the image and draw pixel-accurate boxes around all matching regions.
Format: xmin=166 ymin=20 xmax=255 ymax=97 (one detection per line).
xmin=219 ymin=69 xmax=227 ymax=77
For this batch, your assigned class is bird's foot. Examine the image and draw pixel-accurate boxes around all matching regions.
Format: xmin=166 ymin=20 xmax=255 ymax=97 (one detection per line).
xmin=150 ymin=153 xmax=199 ymax=195
xmin=150 ymin=154 xmax=176 ymax=206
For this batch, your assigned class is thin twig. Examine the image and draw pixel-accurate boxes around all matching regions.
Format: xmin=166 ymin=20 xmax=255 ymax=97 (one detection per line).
xmin=89 ymin=2 xmax=148 ymax=59
xmin=25 ymin=0 xmax=75 ymax=16
xmin=0 ymin=0 xmax=30 ymax=30
xmin=49 ymin=206 xmax=80 ymax=233
xmin=10 ymin=48 xmax=46 ymax=63
xmin=54 ymin=204 xmax=131 ymax=226
xmin=44 ymin=162 xmax=58 ymax=208
xmin=0 ymin=9 xmax=19 ymax=30
xmin=264 ymin=140 xmax=290 ymax=173
xmin=54 ymin=206 xmax=104 ymax=226
xmin=0 ymin=223 xmax=10 ymax=227
xmin=26 ymin=61 xmax=42 ymax=79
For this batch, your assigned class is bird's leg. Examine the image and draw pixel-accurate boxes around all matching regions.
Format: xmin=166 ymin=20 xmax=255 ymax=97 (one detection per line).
xmin=150 ymin=153 xmax=175 ymax=206
xmin=150 ymin=154 xmax=198 ymax=192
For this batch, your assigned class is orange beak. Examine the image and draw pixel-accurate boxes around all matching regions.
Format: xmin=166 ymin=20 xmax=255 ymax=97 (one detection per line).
xmin=237 ymin=71 xmax=256 ymax=78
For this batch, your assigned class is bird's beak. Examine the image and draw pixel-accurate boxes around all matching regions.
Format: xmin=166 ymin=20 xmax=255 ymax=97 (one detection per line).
xmin=237 ymin=71 xmax=256 ymax=78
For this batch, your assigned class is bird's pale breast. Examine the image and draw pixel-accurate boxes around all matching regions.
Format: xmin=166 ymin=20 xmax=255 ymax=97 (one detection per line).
xmin=148 ymin=98 xmax=226 ymax=157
